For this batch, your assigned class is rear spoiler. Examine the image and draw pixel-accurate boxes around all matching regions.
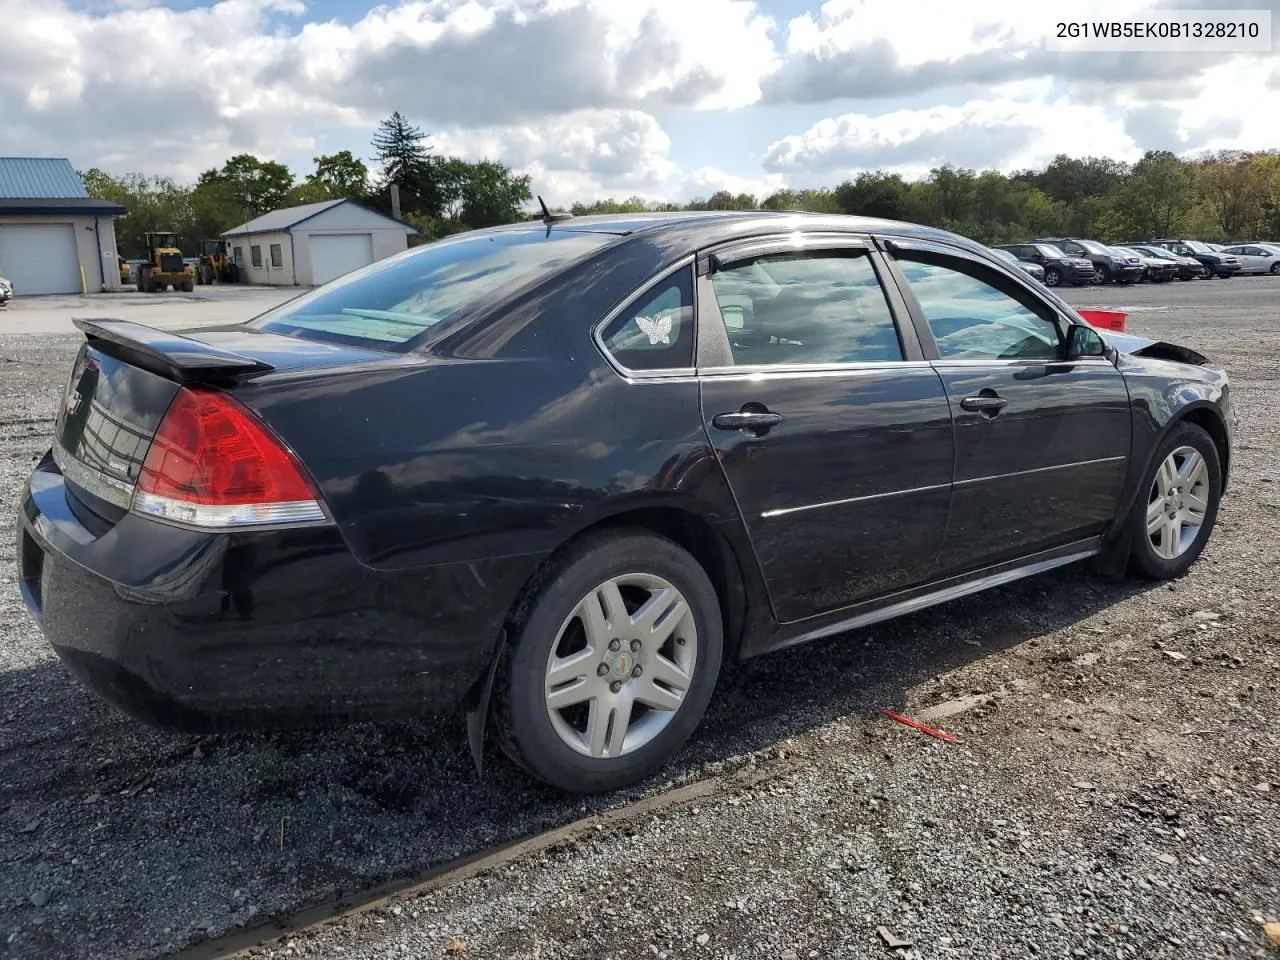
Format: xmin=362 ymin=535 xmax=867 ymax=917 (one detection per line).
xmin=72 ymin=318 xmax=275 ymax=383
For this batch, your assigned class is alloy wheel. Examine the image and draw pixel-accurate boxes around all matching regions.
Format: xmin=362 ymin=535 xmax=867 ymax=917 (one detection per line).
xmin=1146 ymin=445 xmax=1211 ymax=560
xmin=543 ymin=574 xmax=698 ymax=759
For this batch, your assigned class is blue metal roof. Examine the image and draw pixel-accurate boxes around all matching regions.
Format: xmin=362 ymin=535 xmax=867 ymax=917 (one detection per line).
xmin=0 ymin=158 xmax=89 ymax=199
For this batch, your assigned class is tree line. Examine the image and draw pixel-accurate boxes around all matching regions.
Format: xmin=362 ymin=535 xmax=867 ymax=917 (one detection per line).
xmin=84 ymin=115 xmax=1280 ymax=261
xmin=572 ymin=150 xmax=1280 ymax=245
xmin=83 ymin=112 xmax=533 ymax=258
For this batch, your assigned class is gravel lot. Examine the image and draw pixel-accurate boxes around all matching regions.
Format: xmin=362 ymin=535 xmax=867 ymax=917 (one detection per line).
xmin=1 ymin=279 xmax=1277 ymax=960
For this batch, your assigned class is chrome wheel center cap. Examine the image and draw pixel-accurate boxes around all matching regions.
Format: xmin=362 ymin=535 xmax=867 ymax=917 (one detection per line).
xmin=603 ymin=645 xmax=641 ymax=682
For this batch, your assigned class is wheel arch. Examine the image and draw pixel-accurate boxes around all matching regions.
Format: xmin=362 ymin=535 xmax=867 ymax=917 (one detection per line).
xmin=1173 ymin=402 xmax=1231 ymax=491
xmin=503 ymin=500 xmax=752 ymax=661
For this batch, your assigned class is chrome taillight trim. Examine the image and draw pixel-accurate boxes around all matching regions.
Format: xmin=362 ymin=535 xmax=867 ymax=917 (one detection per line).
xmin=131 ymin=492 xmax=330 ymax=530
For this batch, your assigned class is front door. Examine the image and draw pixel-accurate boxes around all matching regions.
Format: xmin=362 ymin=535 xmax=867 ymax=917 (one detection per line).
xmin=696 ymin=237 xmax=954 ymax=624
xmin=882 ymin=239 xmax=1131 ymax=574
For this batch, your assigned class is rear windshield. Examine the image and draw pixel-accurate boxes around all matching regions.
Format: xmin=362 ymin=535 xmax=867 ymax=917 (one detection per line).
xmin=250 ymin=229 xmax=614 ymax=350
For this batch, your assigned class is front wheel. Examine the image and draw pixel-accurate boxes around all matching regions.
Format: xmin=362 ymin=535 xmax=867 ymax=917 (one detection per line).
xmin=1127 ymin=422 xmax=1222 ymax=580
xmin=1044 ymin=267 xmax=1062 ymax=287
xmin=1094 ymin=265 xmax=1111 ymax=284
xmin=495 ymin=530 xmax=723 ymax=793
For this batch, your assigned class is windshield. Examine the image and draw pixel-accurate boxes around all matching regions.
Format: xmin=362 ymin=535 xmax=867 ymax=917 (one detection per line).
xmin=251 ymin=229 xmax=614 ymax=350
xmin=1183 ymin=240 xmax=1213 ymax=254
xmin=992 ymin=249 xmax=1017 ymax=262
xmin=1111 ymin=247 xmax=1139 ymax=258
xmin=1142 ymin=247 xmax=1177 ymax=260
xmin=1075 ymin=239 xmax=1111 ymax=255
xmin=1035 ymin=244 xmax=1067 ymax=259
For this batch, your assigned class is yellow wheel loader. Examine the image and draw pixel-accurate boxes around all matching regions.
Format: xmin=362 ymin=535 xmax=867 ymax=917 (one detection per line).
xmin=194 ymin=239 xmax=239 ymax=285
xmin=136 ymin=232 xmax=194 ymax=293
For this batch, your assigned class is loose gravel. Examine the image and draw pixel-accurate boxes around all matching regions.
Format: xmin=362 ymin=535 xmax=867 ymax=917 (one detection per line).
xmin=1 ymin=280 xmax=1277 ymax=960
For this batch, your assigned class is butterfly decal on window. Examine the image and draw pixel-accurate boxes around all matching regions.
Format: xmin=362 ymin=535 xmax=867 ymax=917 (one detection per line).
xmin=635 ymin=313 xmax=673 ymax=346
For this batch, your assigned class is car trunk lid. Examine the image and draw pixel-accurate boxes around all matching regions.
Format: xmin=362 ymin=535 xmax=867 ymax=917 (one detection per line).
xmin=54 ymin=319 xmax=412 ymax=531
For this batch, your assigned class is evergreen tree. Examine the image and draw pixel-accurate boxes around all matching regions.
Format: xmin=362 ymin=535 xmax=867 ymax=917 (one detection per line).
xmin=372 ymin=111 xmax=431 ymax=190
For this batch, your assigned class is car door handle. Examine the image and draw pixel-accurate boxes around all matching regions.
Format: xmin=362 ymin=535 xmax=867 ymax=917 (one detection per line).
xmin=960 ymin=395 xmax=1008 ymax=414
xmin=712 ymin=410 xmax=783 ymax=431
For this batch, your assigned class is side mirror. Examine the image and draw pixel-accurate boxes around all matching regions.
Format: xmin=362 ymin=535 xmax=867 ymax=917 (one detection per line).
xmin=1066 ymin=324 xmax=1108 ymax=359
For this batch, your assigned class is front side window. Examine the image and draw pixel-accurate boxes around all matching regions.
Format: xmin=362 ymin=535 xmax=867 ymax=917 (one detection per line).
xmin=270 ymin=243 xmax=283 ymax=268
xmin=895 ymin=255 xmax=1063 ymax=361
xmin=708 ymin=250 xmax=902 ymax=366
xmin=250 ymin=245 xmax=263 ymax=268
xmin=598 ymin=268 xmax=694 ymax=371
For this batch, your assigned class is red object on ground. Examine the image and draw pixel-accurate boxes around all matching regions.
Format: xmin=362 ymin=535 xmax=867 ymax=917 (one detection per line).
xmin=1076 ymin=308 xmax=1127 ymax=332
xmin=882 ymin=708 xmax=959 ymax=744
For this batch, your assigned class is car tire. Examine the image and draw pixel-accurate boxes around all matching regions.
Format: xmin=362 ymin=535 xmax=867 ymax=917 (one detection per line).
xmin=1270 ymin=262 xmax=1280 ymax=275
xmin=494 ymin=529 xmax=723 ymax=793
xmin=1044 ymin=267 xmax=1062 ymax=287
xmin=1095 ymin=264 xmax=1111 ymax=284
xmin=1126 ymin=422 xmax=1222 ymax=581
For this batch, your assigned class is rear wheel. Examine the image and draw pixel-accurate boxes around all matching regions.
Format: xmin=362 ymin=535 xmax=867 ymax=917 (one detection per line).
xmin=1271 ymin=262 xmax=1280 ymax=275
xmin=495 ymin=530 xmax=723 ymax=793
xmin=1127 ymin=422 xmax=1221 ymax=580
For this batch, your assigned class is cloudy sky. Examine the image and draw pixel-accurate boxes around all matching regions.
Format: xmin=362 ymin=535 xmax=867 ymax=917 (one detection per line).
xmin=2 ymin=0 xmax=1278 ymax=202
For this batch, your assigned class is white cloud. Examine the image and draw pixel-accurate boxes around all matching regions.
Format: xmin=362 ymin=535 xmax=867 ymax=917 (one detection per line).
xmin=763 ymin=96 xmax=1140 ymax=179
xmin=0 ymin=0 xmax=1277 ymax=204
xmin=431 ymin=109 xmax=680 ymax=200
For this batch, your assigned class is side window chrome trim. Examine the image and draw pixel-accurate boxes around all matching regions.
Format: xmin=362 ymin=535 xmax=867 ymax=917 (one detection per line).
xmin=699 ymin=360 xmax=934 ymax=380
xmin=592 ymin=256 xmax=697 ymax=381
xmin=929 ymin=357 xmax=1117 ymax=368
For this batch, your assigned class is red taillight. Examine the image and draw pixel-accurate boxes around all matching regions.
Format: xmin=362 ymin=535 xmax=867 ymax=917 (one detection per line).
xmin=132 ymin=386 xmax=327 ymax=529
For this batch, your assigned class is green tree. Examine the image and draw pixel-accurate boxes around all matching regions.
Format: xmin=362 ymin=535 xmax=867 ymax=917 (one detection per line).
xmin=1114 ymin=150 xmax=1195 ymax=238
xmin=834 ymin=171 xmax=907 ymax=220
xmin=456 ymin=160 xmax=532 ymax=228
xmin=289 ymin=150 xmax=370 ymax=205
xmin=82 ymin=168 xmax=195 ymax=257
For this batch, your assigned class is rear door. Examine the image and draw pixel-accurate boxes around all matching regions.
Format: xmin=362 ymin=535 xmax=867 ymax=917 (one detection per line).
xmin=880 ymin=238 xmax=1131 ymax=575
xmin=696 ymin=235 xmax=954 ymax=624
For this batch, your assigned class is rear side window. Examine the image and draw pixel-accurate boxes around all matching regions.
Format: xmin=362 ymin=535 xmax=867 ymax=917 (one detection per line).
xmin=708 ymin=250 xmax=902 ymax=366
xmin=251 ymin=229 xmax=614 ymax=351
xmin=599 ymin=267 xmax=695 ymax=371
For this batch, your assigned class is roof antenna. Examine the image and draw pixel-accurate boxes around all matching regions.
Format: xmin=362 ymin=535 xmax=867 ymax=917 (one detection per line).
xmin=538 ymin=195 xmax=573 ymax=236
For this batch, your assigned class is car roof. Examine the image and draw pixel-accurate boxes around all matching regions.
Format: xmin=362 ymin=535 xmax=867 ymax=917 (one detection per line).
xmin=478 ymin=209 xmax=978 ymax=247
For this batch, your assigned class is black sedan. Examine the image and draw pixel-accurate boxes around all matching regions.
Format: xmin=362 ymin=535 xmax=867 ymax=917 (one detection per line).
xmin=991 ymin=247 xmax=1044 ymax=282
xmin=17 ymin=212 xmax=1233 ymax=793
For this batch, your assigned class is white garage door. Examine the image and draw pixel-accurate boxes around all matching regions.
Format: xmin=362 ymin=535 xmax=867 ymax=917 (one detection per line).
xmin=0 ymin=223 xmax=81 ymax=295
xmin=309 ymin=234 xmax=375 ymax=286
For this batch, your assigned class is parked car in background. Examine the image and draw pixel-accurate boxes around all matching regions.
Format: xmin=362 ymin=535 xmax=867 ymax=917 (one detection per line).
xmin=1150 ymin=239 xmax=1241 ymax=278
xmin=1111 ymin=246 xmax=1176 ymax=283
xmin=992 ymin=243 xmax=1094 ymax=287
xmin=0 ymin=273 xmax=12 ymax=307
xmin=1124 ymin=244 xmax=1203 ymax=281
xmin=991 ymin=247 xmax=1045 ymax=282
xmin=1034 ymin=238 xmax=1142 ymax=284
xmin=1220 ymin=243 xmax=1280 ymax=275
xmin=16 ymin=211 xmax=1234 ymax=793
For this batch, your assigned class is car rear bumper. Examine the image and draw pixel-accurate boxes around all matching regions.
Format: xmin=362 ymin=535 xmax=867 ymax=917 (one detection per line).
xmin=17 ymin=451 xmax=540 ymax=732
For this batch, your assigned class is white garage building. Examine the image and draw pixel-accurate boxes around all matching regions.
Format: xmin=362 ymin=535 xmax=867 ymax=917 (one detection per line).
xmin=0 ymin=158 xmax=128 ymax=295
xmin=222 ymin=199 xmax=417 ymax=287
